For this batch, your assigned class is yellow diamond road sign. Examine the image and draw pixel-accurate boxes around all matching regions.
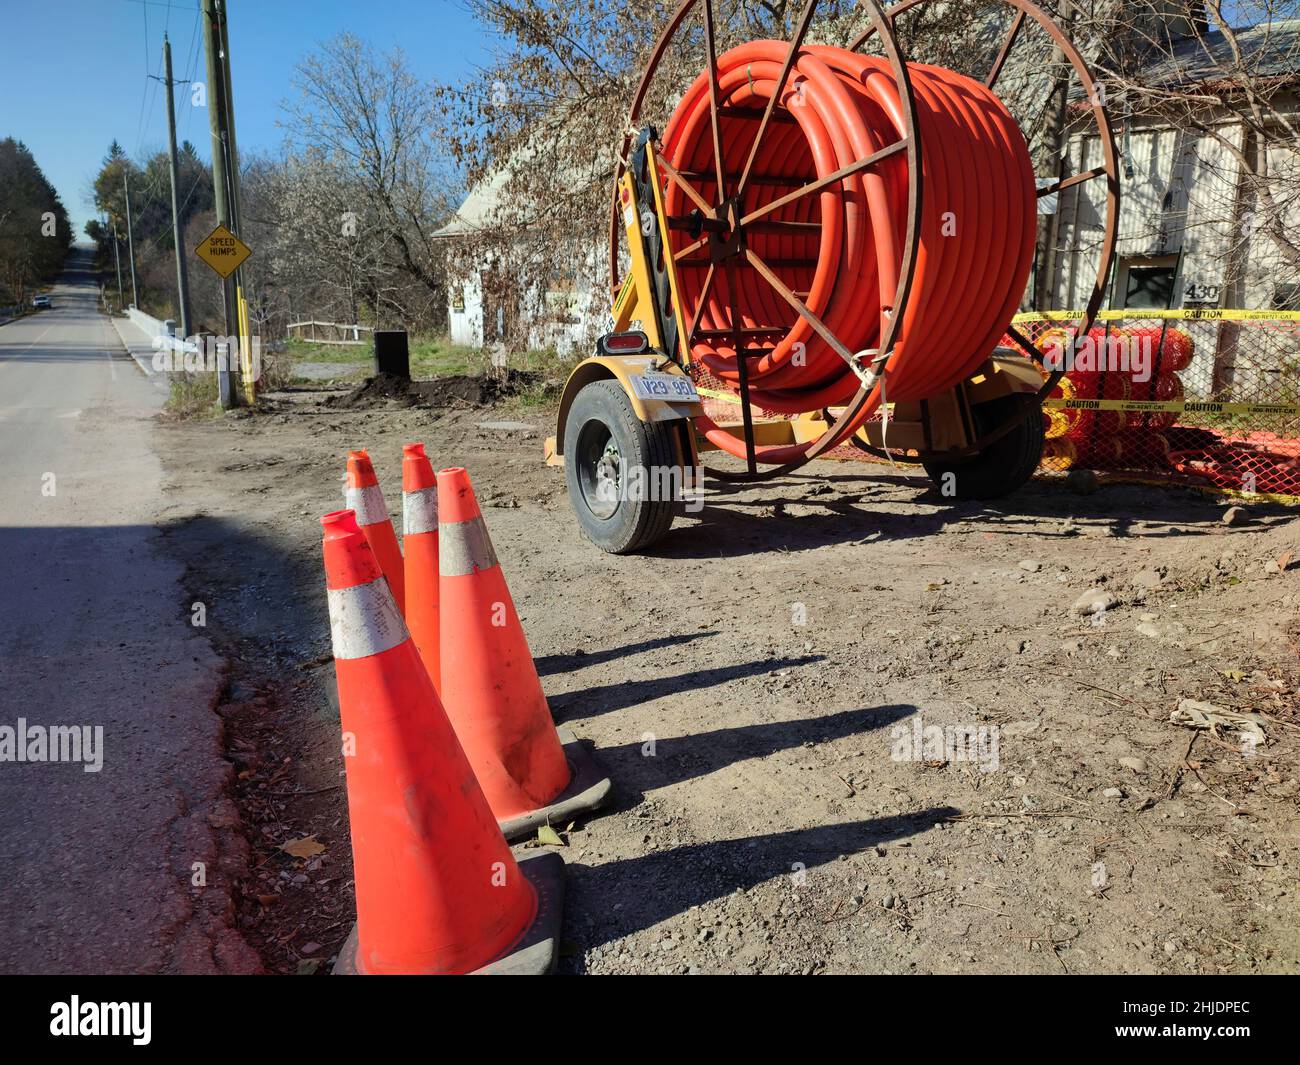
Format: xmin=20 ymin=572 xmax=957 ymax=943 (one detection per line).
xmin=196 ymin=223 xmax=251 ymax=279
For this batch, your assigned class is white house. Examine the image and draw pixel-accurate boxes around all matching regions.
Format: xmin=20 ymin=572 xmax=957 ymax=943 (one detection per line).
xmin=1047 ymin=14 xmax=1299 ymax=313
xmin=438 ymin=7 xmax=1298 ymax=359
xmin=434 ymin=153 xmax=611 ymax=357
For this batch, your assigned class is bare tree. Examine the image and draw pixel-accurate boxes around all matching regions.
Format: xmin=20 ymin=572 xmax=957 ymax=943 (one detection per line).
xmin=1082 ymin=0 xmax=1300 ymax=292
xmin=280 ymin=33 xmax=457 ymax=327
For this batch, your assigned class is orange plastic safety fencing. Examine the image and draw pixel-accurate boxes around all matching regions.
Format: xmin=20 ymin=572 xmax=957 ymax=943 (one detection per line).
xmin=687 ymin=310 xmax=1300 ymax=505
xmin=1014 ymin=310 xmax=1300 ymax=504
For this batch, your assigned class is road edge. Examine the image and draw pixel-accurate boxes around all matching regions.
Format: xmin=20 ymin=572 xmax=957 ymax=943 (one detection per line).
xmin=108 ymin=313 xmax=171 ymax=392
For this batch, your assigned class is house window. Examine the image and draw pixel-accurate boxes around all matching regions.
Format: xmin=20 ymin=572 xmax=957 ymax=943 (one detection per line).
xmin=1117 ymin=255 xmax=1180 ymax=309
xmin=1272 ymin=284 xmax=1300 ymax=311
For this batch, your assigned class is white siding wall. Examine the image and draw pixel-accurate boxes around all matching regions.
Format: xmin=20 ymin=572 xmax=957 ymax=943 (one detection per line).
xmin=524 ymin=244 xmax=612 ymax=356
xmin=1180 ymin=124 xmax=1247 ymax=306
xmin=446 ymin=244 xmax=613 ymax=357
xmin=1242 ymin=139 xmax=1300 ymax=308
xmin=448 ymin=273 xmax=484 ymax=348
xmin=1052 ymin=108 xmax=1298 ymax=314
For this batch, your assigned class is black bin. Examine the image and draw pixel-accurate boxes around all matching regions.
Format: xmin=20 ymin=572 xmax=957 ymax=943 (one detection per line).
xmin=373 ymin=330 xmax=410 ymax=379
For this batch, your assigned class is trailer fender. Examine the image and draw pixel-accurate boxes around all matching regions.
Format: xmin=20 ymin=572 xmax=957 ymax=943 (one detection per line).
xmin=547 ymin=355 xmax=702 ymax=464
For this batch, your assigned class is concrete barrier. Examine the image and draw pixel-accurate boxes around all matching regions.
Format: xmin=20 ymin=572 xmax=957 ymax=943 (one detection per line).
xmin=125 ymin=307 xmax=195 ymax=353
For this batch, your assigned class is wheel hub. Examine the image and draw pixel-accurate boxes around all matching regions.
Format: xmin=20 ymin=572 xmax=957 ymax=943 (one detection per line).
xmin=595 ymin=442 xmax=622 ymax=502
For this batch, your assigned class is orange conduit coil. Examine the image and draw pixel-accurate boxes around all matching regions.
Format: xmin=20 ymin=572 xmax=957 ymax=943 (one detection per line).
xmin=660 ymin=42 xmax=1037 ymax=464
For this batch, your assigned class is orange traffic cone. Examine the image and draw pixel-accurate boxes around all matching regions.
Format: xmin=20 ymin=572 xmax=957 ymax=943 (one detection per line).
xmin=320 ymin=508 xmax=562 ymax=975
xmin=402 ymin=443 xmax=440 ymax=696
xmin=437 ymin=466 xmax=611 ymax=841
xmin=344 ymin=449 xmax=404 ymax=615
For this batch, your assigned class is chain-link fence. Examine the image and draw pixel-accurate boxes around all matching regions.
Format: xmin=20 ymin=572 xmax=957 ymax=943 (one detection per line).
xmin=1014 ymin=310 xmax=1300 ymax=503
xmin=688 ymin=309 xmax=1300 ymax=504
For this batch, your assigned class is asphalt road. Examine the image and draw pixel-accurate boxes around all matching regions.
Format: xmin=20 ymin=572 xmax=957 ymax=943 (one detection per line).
xmin=0 ymin=249 xmax=258 ymax=973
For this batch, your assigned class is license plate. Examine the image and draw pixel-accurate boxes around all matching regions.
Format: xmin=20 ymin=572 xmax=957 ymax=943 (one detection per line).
xmin=630 ymin=372 xmax=700 ymax=403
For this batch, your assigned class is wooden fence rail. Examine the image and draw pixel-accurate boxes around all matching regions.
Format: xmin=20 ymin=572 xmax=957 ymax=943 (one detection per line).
xmin=287 ymin=320 xmax=375 ymax=346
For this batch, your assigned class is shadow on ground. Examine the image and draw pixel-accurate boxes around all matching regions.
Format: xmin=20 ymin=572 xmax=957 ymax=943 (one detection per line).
xmin=644 ymin=472 xmax=1292 ymax=558
xmin=591 ymin=703 xmax=916 ymax=810
xmin=560 ymin=805 xmax=961 ymax=966
xmin=551 ymin=653 xmax=825 ymax=721
xmin=535 ymin=630 xmax=721 ymax=677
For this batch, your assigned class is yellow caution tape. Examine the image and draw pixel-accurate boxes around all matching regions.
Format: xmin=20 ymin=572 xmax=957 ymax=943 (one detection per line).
xmin=703 ymin=385 xmax=1300 ymax=419
xmin=1013 ymin=308 xmax=1300 ymax=323
xmin=1043 ymin=397 xmax=1300 ymax=417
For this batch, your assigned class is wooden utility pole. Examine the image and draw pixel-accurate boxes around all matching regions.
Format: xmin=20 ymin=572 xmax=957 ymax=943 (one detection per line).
xmin=110 ymin=217 xmax=124 ymax=310
xmin=216 ymin=1 xmax=255 ymax=405
xmin=161 ymin=34 xmax=193 ymax=340
xmin=217 ymin=9 xmax=242 ymax=239
xmin=122 ymin=171 xmax=139 ymax=310
xmin=201 ymin=0 xmax=239 ymax=407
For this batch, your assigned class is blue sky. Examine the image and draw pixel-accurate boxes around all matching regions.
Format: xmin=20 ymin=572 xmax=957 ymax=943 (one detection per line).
xmin=0 ymin=1 xmax=495 ymax=234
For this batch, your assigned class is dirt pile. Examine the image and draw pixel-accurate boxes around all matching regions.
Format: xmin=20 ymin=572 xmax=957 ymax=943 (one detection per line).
xmin=325 ymin=370 xmax=540 ymax=411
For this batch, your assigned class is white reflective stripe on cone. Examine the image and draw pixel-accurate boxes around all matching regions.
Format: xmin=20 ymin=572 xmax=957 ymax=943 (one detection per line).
xmin=439 ymin=517 xmax=498 ymax=576
xmin=403 ymin=486 xmax=439 ymax=536
xmin=345 ymin=484 xmax=388 ymax=527
xmin=327 ymin=576 xmax=409 ymax=660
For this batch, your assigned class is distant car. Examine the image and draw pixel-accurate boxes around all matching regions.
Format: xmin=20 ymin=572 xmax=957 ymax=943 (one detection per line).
xmin=32 ymin=295 xmax=51 ymax=309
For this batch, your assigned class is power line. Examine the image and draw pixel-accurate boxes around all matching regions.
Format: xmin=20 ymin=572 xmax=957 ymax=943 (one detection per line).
xmin=130 ymin=1 xmax=202 ymax=160
xmin=180 ymin=6 xmax=203 ymax=146
xmin=131 ymin=0 xmax=151 ymax=153
xmin=143 ymin=158 xmax=207 ymax=254
xmin=118 ymin=0 xmax=196 ymax=10
xmin=141 ymin=59 xmax=164 ymax=157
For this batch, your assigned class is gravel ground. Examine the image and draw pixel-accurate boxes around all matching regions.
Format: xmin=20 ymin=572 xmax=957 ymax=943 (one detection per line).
xmin=151 ymin=381 xmax=1300 ymax=975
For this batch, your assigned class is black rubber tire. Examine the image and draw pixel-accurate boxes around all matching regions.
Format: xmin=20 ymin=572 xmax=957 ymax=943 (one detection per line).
xmin=923 ymin=394 xmax=1045 ymax=501
xmin=563 ymin=379 xmax=678 ymax=554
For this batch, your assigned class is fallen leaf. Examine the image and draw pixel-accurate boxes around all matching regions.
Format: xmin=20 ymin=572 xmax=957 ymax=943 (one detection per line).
xmin=1222 ymin=669 xmax=1247 ymax=682
xmin=280 ymin=835 xmax=326 ymax=859
xmin=296 ymin=959 xmax=320 ymax=976
xmin=537 ymin=824 xmax=565 ymax=847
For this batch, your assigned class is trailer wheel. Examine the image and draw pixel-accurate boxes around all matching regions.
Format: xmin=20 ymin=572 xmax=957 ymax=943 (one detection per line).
xmin=923 ymin=395 xmax=1044 ymax=500
xmin=564 ymin=379 xmax=678 ymax=554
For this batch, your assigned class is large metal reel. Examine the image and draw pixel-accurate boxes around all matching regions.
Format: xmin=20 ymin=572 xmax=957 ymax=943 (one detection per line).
xmin=611 ymin=0 xmax=1120 ymax=482
xmin=613 ymin=0 xmax=920 ymax=483
xmin=850 ymin=0 xmax=1123 ymax=452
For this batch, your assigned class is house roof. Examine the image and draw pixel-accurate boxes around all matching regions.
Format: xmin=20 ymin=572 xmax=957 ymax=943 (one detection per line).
xmin=1144 ymin=18 xmax=1300 ymax=85
xmin=434 ymin=101 xmax=606 ymax=240
xmin=433 ymin=166 xmax=512 ymax=239
xmin=1138 ymin=18 xmax=1300 ymax=86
